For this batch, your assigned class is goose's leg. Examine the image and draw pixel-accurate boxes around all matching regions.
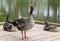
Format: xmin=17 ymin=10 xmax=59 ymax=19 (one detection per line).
xmin=24 ymin=30 xmax=28 ymax=39
xmin=21 ymin=31 xmax=24 ymax=40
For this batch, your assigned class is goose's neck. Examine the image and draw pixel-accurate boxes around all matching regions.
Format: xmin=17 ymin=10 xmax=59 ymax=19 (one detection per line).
xmin=27 ymin=8 xmax=34 ymax=22
xmin=6 ymin=14 xmax=9 ymax=22
xmin=27 ymin=15 xmax=34 ymax=23
xmin=27 ymin=4 xmax=34 ymax=23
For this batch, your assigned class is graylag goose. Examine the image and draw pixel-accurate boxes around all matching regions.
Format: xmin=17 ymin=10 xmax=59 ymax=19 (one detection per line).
xmin=8 ymin=2 xmax=35 ymax=40
xmin=44 ymin=20 xmax=56 ymax=32
xmin=3 ymin=12 xmax=16 ymax=32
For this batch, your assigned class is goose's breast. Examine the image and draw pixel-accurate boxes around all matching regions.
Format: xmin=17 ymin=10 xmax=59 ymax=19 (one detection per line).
xmin=25 ymin=21 xmax=35 ymax=30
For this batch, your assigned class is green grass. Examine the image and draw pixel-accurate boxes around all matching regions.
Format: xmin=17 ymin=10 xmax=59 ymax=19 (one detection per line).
xmin=0 ymin=12 xmax=6 ymax=22
xmin=0 ymin=12 xmax=18 ymax=22
xmin=0 ymin=12 xmax=60 ymax=24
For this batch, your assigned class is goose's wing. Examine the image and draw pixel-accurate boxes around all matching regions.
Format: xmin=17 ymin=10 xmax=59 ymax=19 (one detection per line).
xmin=16 ymin=18 xmax=27 ymax=30
xmin=16 ymin=18 xmax=27 ymax=24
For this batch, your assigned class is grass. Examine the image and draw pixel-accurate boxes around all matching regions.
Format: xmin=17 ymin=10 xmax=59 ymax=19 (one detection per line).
xmin=0 ymin=12 xmax=6 ymax=22
xmin=0 ymin=12 xmax=18 ymax=22
xmin=0 ymin=12 xmax=60 ymax=24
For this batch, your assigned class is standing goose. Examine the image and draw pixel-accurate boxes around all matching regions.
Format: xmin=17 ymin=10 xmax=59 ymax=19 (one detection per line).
xmin=3 ymin=12 xmax=16 ymax=32
xmin=8 ymin=2 xmax=35 ymax=40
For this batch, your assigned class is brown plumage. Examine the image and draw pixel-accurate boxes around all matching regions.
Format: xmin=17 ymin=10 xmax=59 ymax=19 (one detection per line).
xmin=3 ymin=12 xmax=16 ymax=32
xmin=44 ymin=20 xmax=56 ymax=32
xmin=8 ymin=2 xmax=35 ymax=40
xmin=3 ymin=12 xmax=12 ymax=31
